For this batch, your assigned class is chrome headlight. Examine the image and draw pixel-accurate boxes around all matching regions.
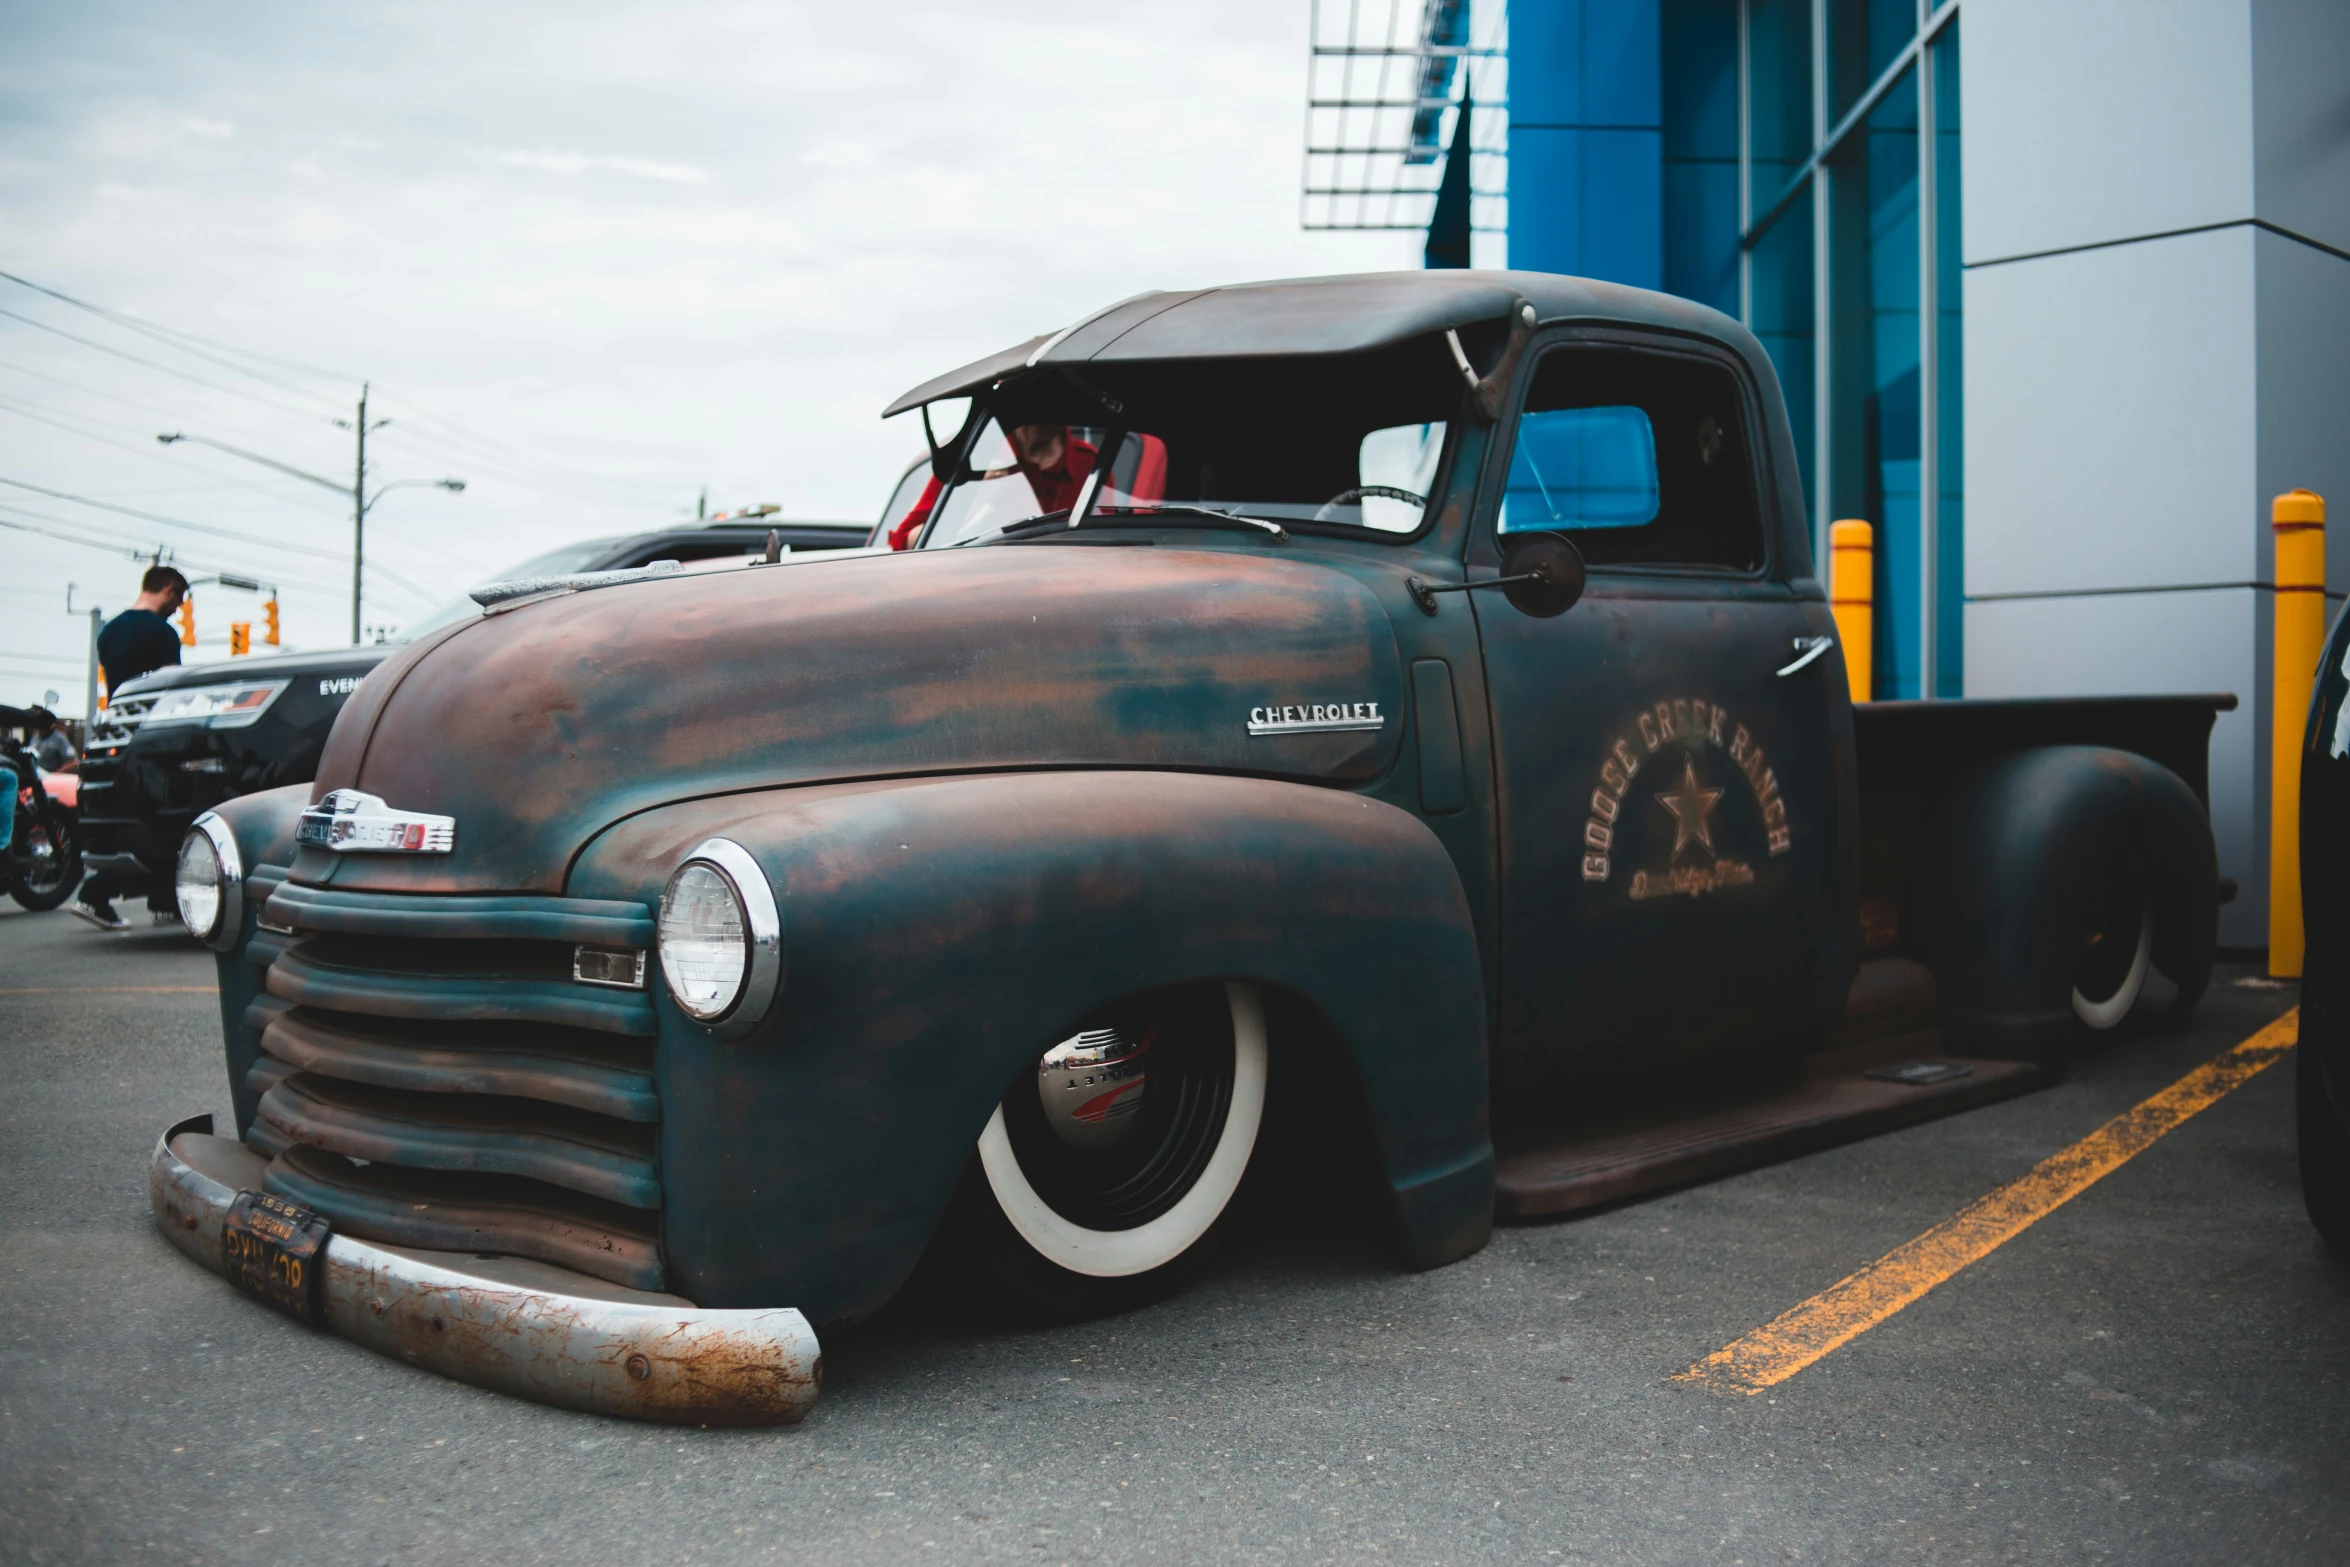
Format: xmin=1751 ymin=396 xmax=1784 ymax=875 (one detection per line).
xmin=176 ymin=813 xmax=243 ymax=950
xmin=657 ymin=837 xmax=781 ymax=1040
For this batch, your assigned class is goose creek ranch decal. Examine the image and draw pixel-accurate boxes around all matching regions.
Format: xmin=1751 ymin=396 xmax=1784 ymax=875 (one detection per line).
xmin=1582 ymin=697 xmax=1790 ymax=900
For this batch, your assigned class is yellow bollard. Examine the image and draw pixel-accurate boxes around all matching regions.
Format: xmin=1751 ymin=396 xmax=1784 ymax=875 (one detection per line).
xmin=2269 ymin=488 xmax=2326 ymax=977
xmin=1829 ymin=519 xmax=1873 ymax=702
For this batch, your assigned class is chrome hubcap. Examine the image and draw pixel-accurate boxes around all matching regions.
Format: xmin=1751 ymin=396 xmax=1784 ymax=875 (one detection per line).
xmin=1037 ymin=1026 xmax=1151 ymax=1151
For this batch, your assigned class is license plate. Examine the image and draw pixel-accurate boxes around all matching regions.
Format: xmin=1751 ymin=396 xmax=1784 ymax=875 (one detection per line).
xmin=222 ymin=1190 xmax=332 ymax=1324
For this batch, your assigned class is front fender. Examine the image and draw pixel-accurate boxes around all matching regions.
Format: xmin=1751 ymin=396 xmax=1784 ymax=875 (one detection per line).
xmin=569 ymin=770 xmax=1492 ymax=1323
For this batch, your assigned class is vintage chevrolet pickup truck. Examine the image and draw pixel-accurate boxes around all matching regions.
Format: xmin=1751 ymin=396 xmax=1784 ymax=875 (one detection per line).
xmin=153 ymin=271 xmax=2228 ymax=1425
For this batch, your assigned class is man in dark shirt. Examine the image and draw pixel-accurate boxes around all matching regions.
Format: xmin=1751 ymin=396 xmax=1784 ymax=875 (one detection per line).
xmin=68 ymin=566 xmax=190 ymax=931
xmin=95 ymin=566 xmax=189 ymax=690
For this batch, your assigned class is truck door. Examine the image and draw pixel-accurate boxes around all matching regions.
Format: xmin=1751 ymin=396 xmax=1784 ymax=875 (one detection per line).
xmin=1474 ymin=335 xmax=1847 ymax=1089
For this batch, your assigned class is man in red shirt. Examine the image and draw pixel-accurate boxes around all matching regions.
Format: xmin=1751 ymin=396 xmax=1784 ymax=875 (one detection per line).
xmin=1004 ymin=424 xmax=1097 ymax=515
xmin=885 ymin=425 xmax=1098 ymax=550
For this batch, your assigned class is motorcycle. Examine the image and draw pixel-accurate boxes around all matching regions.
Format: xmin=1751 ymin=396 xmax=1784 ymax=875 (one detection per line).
xmin=2 ymin=732 xmax=83 ymax=913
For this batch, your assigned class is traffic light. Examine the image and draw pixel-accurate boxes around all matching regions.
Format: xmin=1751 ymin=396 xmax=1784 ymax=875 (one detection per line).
xmin=263 ymin=596 xmax=281 ymax=646
xmin=177 ymin=596 xmax=196 ymax=647
xmin=230 ymin=621 xmax=251 ymax=656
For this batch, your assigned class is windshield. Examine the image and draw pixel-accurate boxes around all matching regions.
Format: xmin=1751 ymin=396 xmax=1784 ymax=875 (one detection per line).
xmin=896 ymin=349 xmax=1460 ymax=549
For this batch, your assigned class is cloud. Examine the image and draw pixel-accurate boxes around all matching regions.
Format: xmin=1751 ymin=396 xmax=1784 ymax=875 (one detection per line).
xmin=492 ymin=149 xmax=710 ymax=184
xmin=180 ymin=116 xmax=234 ymax=138
xmin=0 ymin=0 xmax=1421 ymax=709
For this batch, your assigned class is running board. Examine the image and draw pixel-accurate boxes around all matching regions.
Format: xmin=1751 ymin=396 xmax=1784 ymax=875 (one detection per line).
xmin=1494 ymin=1056 xmax=2046 ymax=1219
xmin=1494 ymin=958 xmax=2050 ymax=1220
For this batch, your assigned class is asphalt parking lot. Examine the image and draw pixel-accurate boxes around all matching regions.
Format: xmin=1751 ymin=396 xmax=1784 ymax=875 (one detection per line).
xmin=1 ymin=902 xmax=2342 ymax=1566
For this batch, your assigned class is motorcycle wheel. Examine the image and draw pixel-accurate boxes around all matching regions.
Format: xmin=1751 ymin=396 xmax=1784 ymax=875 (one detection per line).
xmin=9 ymin=819 xmax=81 ymax=911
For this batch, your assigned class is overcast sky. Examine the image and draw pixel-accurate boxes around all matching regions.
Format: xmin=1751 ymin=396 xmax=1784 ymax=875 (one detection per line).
xmin=0 ymin=0 xmax=1452 ymax=713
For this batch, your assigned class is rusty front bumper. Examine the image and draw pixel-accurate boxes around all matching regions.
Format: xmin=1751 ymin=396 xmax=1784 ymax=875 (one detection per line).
xmin=148 ymin=1115 xmax=822 ymax=1425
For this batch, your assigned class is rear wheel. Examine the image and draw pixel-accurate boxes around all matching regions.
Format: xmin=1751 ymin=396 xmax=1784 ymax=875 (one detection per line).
xmin=943 ymin=980 xmax=1268 ymax=1320
xmin=2070 ymin=879 xmax=2152 ymax=1032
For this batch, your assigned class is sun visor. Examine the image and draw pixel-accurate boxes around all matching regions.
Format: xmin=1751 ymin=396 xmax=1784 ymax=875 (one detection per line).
xmin=1071 ymin=274 xmax=1523 ymax=363
xmin=881 ymin=335 xmax=1053 ymax=419
xmin=880 ymin=272 xmax=1528 ymax=418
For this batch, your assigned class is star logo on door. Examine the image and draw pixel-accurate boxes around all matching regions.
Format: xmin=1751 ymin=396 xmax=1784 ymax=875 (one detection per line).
xmin=1657 ymin=757 xmax=1724 ymax=859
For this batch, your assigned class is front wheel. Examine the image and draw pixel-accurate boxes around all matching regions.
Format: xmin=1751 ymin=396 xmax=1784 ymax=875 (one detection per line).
xmin=9 ymin=818 xmax=81 ymax=912
xmin=941 ymin=980 xmax=1269 ymax=1320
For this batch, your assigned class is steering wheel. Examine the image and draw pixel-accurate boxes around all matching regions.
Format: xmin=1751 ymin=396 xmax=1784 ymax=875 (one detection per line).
xmin=1312 ymin=485 xmax=1426 ymax=524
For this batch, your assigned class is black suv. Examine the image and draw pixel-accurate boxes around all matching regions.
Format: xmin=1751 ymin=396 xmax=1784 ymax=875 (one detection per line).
xmin=79 ymin=520 xmax=869 ymax=912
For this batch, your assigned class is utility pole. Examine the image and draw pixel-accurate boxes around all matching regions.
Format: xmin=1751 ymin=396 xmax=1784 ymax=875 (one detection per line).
xmin=352 ymin=382 xmax=369 ymax=645
xmin=66 ymin=584 xmax=101 ymax=718
xmin=157 ymin=410 xmax=456 ymax=646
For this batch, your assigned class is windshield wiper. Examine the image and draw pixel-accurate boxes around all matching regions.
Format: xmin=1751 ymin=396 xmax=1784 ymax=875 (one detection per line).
xmin=976 ymin=504 xmax=1290 ymax=547
xmin=965 ymin=508 xmax=1072 ymax=544
xmin=1082 ymin=505 xmax=1289 ymax=543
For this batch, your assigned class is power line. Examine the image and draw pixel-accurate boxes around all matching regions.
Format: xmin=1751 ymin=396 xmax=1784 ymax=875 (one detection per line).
xmin=0 ymin=504 xmax=427 ymax=606
xmin=366 ymin=396 xmax=682 ymax=506
xmin=0 ymin=358 xmax=333 ymax=462
xmin=0 ymin=357 xmax=198 ymax=422
xmin=0 ymin=266 xmax=357 ymax=383
xmin=0 ymin=511 xmax=359 ymax=602
xmin=0 ymin=394 xmax=352 ymax=515
xmin=0 ymin=474 xmax=347 ymax=562
xmin=0 ymin=481 xmax=453 ymax=615
xmin=1 ymin=266 xmax=684 ymax=512
xmin=0 ymin=305 xmax=345 ymax=424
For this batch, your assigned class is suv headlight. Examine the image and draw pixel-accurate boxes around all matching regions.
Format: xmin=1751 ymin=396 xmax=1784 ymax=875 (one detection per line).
xmin=144 ymin=680 xmax=289 ymax=730
xmin=657 ymin=837 xmax=782 ymax=1040
xmin=176 ymin=813 xmax=244 ymax=950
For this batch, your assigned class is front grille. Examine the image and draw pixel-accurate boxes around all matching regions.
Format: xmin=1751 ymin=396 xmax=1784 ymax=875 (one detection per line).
xmin=243 ymin=881 xmax=665 ymax=1290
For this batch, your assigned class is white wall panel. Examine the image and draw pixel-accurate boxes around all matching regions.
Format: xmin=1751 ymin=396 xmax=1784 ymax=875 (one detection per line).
xmin=2252 ymin=0 xmax=2350 ymax=257
xmin=2256 ymin=230 xmax=2350 ymax=588
xmin=1964 ymin=586 xmax=2266 ymax=946
xmin=1961 ymin=0 xmax=2252 ymax=264
xmin=1965 ymin=227 xmax=2257 ymax=597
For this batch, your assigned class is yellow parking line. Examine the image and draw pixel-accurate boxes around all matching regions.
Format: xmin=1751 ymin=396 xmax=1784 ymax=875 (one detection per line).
xmin=1676 ymin=1008 xmax=2300 ymax=1396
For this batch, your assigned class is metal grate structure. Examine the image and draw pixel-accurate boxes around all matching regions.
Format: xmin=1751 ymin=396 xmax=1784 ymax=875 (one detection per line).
xmin=1301 ymin=0 xmax=1509 ymax=234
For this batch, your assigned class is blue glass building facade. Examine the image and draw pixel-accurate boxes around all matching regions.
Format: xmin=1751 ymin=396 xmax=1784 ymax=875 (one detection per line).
xmin=1501 ymin=0 xmax=1963 ymax=698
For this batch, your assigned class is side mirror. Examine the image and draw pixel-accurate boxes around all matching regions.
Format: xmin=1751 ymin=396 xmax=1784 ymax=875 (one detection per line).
xmin=1498 ymin=532 xmax=1586 ymax=618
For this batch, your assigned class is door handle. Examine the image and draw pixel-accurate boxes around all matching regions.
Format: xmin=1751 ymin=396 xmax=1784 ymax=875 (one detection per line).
xmin=1775 ymin=635 xmax=1835 ymax=677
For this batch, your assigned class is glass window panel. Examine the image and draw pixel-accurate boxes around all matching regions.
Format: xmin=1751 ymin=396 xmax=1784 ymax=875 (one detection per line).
xmin=1662 ymin=0 xmax=1740 ymax=315
xmin=1503 ymin=407 xmax=1661 ymax=531
xmin=1829 ymin=0 xmax=1921 ymax=122
xmin=1744 ymin=0 xmax=1812 ymax=210
xmin=1821 ymin=63 xmax=1922 ymax=694
xmin=1348 ymin=423 xmax=1449 ymax=532
xmin=1500 ymin=347 xmax=1763 ymax=570
xmin=1747 ymin=178 xmax=1816 ymax=519
xmin=1932 ymin=20 xmax=1963 ymax=696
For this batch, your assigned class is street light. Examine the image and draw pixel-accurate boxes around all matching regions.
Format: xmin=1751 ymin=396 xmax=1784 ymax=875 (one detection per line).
xmin=157 ymin=415 xmax=464 ymax=645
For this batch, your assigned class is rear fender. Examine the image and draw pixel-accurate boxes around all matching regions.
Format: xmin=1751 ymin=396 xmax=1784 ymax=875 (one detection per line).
xmin=570 ymin=770 xmax=1493 ymax=1323
xmin=1914 ymin=745 xmax=2217 ymax=1060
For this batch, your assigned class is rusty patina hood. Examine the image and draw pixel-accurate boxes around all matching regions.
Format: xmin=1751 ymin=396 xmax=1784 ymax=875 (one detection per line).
xmin=301 ymin=544 xmax=1406 ymax=893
